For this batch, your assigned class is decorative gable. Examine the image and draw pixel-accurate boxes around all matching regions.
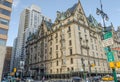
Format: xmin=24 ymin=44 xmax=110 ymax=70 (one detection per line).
xmin=74 ymin=1 xmax=88 ymax=26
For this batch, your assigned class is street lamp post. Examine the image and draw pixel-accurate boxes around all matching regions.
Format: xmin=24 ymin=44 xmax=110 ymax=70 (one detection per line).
xmin=96 ymin=0 xmax=109 ymax=29
xmin=96 ymin=0 xmax=118 ymax=82
xmin=81 ymin=58 xmax=86 ymax=81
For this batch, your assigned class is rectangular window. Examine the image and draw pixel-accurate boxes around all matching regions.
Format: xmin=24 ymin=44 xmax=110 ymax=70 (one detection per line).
xmin=71 ymin=67 xmax=74 ymax=71
xmin=56 ymin=39 xmax=58 ymax=43
xmin=84 ymin=29 xmax=86 ymax=33
xmin=96 ymin=53 xmax=98 ymax=56
xmin=85 ymin=35 xmax=87 ymax=39
xmin=0 ymin=18 xmax=9 ymax=25
xmin=69 ymin=40 xmax=72 ymax=46
xmin=50 ymin=48 xmax=52 ymax=54
xmin=92 ymin=44 xmax=94 ymax=49
xmin=98 ymin=60 xmax=100 ymax=66
xmin=62 ymin=59 xmax=64 ymax=65
xmin=96 ymin=46 xmax=97 ymax=50
xmin=68 ymin=33 xmax=71 ymax=38
xmin=71 ymin=58 xmax=73 ymax=64
xmin=78 ymin=26 xmax=80 ymax=30
xmin=55 ymin=33 xmax=58 ymax=38
xmin=1 ymin=1 xmax=12 ymax=8
xmin=79 ymin=32 xmax=81 ymax=38
xmin=50 ymin=42 xmax=52 ymax=46
xmin=0 ymin=28 xmax=8 ymax=35
xmin=56 ymin=61 xmax=58 ymax=66
xmin=57 ymin=69 xmax=59 ymax=73
xmin=56 ymin=45 xmax=58 ymax=50
xmin=0 ymin=8 xmax=11 ymax=16
xmin=91 ymin=38 xmax=93 ymax=42
xmin=70 ymin=48 xmax=72 ymax=55
xmin=68 ymin=26 xmax=71 ymax=32
xmin=0 ymin=39 xmax=6 ymax=46
xmin=45 ymin=49 xmax=47 ymax=54
xmin=93 ymin=52 xmax=94 ymax=56
xmin=31 ymin=48 xmax=33 ymax=53
xmin=94 ymin=60 xmax=96 ymax=65
xmin=50 ymin=69 xmax=52 ymax=73
xmin=56 ymin=52 xmax=58 ymax=58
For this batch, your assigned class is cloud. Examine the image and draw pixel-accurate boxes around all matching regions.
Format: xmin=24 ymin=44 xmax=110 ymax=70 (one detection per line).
xmin=13 ymin=0 xmax=20 ymax=8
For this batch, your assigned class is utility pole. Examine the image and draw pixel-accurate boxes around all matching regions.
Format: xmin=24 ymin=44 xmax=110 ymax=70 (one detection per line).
xmin=96 ymin=0 xmax=117 ymax=82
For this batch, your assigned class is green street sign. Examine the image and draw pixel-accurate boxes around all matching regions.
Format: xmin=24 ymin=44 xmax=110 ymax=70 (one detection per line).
xmin=104 ymin=47 xmax=110 ymax=53
xmin=103 ymin=32 xmax=112 ymax=39
xmin=107 ymin=51 xmax=114 ymax=62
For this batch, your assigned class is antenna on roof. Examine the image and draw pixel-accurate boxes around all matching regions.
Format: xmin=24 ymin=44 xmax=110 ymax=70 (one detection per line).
xmin=78 ymin=0 xmax=80 ymax=3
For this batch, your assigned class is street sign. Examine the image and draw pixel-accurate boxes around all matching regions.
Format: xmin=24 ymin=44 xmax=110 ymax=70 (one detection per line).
xmin=107 ymin=51 xmax=114 ymax=62
xmin=102 ymin=38 xmax=114 ymax=47
xmin=20 ymin=61 xmax=25 ymax=69
xmin=104 ymin=47 xmax=110 ymax=52
xmin=103 ymin=31 xmax=112 ymax=39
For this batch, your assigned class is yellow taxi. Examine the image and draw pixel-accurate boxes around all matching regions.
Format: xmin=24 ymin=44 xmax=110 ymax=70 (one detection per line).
xmin=102 ymin=75 xmax=114 ymax=81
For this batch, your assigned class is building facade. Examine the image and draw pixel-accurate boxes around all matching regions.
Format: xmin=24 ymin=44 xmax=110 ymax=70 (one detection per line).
xmin=0 ymin=0 xmax=13 ymax=80
xmin=25 ymin=0 xmax=120 ymax=79
xmin=11 ymin=5 xmax=50 ymax=71
xmin=26 ymin=1 xmax=119 ymax=79
xmin=10 ymin=37 xmax=18 ymax=72
xmin=3 ymin=47 xmax=12 ymax=76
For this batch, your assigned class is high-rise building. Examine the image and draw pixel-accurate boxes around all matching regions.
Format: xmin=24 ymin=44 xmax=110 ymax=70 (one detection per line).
xmin=3 ymin=47 xmax=12 ymax=77
xmin=0 ymin=0 xmax=13 ymax=80
xmin=25 ymin=0 xmax=120 ymax=79
xmin=10 ymin=5 xmax=51 ymax=71
xmin=10 ymin=37 xmax=18 ymax=72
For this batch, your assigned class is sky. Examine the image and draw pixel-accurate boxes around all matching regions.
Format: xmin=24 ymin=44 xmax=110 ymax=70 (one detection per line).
xmin=7 ymin=0 xmax=120 ymax=46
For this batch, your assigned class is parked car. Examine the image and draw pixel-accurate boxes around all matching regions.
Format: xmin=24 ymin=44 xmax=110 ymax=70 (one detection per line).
xmin=2 ymin=80 xmax=6 ymax=82
xmin=92 ymin=76 xmax=101 ymax=81
xmin=2 ymin=79 xmax=8 ymax=82
xmin=102 ymin=75 xmax=113 ymax=81
xmin=71 ymin=76 xmax=82 ymax=82
xmin=25 ymin=77 xmax=34 ymax=82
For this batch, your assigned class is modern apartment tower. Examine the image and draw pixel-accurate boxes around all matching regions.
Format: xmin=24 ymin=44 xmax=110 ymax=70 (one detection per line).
xmin=0 ymin=0 xmax=13 ymax=80
xmin=10 ymin=5 xmax=50 ymax=71
xmin=10 ymin=37 xmax=18 ymax=72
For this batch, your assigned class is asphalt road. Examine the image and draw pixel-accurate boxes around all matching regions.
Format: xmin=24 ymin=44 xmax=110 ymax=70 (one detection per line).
xmin=33 ymin=80 xmax=114 ymax=82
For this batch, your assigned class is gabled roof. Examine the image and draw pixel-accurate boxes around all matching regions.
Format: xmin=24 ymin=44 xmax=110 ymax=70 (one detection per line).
xmin=66 ymin=3 xmax=78 ymax=14
xmin=55 ymin=3 xmax=78 ymax=22
xmin=87 ymin=14 xmax=99 ymax=27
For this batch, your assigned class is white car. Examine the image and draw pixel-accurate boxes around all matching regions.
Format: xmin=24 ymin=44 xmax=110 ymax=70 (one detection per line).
xmin=26 ymin=77 xmax=34 ymax=82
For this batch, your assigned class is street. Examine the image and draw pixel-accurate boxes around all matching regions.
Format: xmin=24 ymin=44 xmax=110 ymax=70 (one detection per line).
xmin=33 ymin=80 xmax=115 ymax=82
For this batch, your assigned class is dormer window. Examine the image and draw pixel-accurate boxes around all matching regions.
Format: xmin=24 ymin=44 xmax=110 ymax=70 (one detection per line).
xmin=68 ymin=26 xmax=71 ymax=32
xmin=79 ymin=9 xmax=82 ymax=14
xmin=55 ymin=33 xmax=58 ymax=38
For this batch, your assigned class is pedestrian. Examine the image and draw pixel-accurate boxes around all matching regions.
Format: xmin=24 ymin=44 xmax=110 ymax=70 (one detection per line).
xmin=42 ymin=76 xmax=45 ymax=82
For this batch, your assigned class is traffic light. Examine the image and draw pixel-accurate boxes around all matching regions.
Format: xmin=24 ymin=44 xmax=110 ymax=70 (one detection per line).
xmin=116 ymin=62 xmax=120 ymax=68
xmin=109 ymin=62 xmax=115 ymax=68
xmin=13 ymin=68 xmax=17 ymax=72
xmin=91 ymin=64 xmax=95 ymax=67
